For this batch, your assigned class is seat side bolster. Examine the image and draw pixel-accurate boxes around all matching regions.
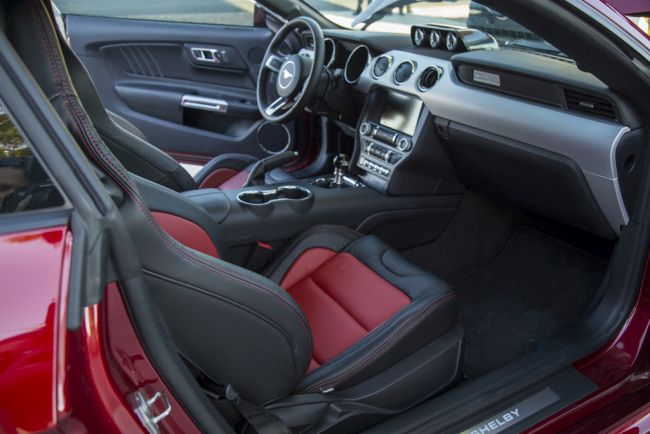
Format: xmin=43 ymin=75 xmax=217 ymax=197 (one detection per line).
xmin=194 ymin=153 xmax=259 ymax=186
xmin=294 ymin=235 xmax=457 ymax=393
xmin=297 ymin=291 xmax=457 ymax=393
xmin=344 ymin=235 xmax=451 ymax=299
xmin=133 ymin=175 xmax=231 ymax=260
xmin=264 ymin=225 xmax=363 ymax=283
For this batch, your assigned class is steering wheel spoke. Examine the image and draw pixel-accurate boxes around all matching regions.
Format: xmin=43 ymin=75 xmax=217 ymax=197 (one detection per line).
xmin=256 ymin=17 xmax=324 ymax=122
xmin=265 ymin=97 xmax=291 ymax=117
xmin=264 ymin=54 xmax=286 ymax=73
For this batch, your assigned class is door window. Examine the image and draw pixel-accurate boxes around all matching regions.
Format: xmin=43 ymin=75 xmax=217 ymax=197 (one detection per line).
xmin=52 ymin=0 xmax=255 ymax=27
xmin=0 ymin=104 xmax=65 ymax=214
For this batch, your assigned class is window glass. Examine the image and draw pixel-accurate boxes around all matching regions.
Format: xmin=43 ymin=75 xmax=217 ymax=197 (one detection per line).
xmin=52 ymin=0 xmax=255 ymax=27
xmin=628 ymin=16 xmax=649 ymax=36
xmin=0 ymin=104 xmax=64 ymax=214
xmin=302 ymin=0 xmax=567 ymax=58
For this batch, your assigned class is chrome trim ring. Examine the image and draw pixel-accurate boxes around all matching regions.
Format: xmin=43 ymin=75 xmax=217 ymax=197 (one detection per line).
xmin=416 ymin=66 xmax=444 ymax=92
xmin=371 ymin=55 xmax=393 ymax=79
xmin=324 ymin=38 xmax=337 ymax=68
xmin=344 ymin=45 xmax=371 ymax=85
xmin=256 ymin=122 xmax=292 ymax=155
xmin=393 ymin=60 xmax=417 ymax=85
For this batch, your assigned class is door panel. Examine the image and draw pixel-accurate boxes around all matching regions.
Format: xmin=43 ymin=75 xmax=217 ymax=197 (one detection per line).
xmin=65 ymin=15 xmax=292 ymax=162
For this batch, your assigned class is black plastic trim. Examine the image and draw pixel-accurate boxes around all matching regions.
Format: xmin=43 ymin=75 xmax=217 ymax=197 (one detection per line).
xmin=0 ymin=208 xmax=70 ymax=235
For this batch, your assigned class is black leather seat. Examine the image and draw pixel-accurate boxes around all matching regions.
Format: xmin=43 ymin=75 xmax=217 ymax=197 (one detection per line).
xmin=55 ymin=16 xmax=293 ymax=192
xmin=8 ymin=1 xmax=464 ymax=429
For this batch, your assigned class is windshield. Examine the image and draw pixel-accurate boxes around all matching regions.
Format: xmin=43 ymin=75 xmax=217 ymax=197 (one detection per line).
xmin=302 ymin=0 xmax=567 ymax=57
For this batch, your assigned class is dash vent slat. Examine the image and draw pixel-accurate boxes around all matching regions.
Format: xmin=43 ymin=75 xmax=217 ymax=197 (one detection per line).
xmin=563 ymin=88 xmax=617 ymax=121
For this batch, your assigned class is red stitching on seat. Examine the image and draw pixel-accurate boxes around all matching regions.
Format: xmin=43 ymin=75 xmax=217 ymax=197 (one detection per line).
xmin=27 ymin=0 xmax=311 ymax=346
xmin=303 ymin=293 xmax=455 ymax=392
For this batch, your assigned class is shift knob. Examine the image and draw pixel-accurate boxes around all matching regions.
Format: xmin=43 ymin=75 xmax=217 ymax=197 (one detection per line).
xmin=333 ymin=154 xmax=350 ymax=170
xmin=333 ymin=154 xmax=350 ymax=187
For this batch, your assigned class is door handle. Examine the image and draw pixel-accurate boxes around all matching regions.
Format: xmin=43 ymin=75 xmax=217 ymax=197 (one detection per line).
xmin=181 ymin=95 xmax=228 ymax=113
xmin=190 ymin=47 xmax=230 ymax=64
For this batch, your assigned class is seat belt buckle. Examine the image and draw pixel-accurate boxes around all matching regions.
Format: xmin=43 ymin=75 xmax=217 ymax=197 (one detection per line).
xmin=246 ymin=241 xmax=274 ymax=272
xmin=224 ymin=384 xmax=240 ymax=402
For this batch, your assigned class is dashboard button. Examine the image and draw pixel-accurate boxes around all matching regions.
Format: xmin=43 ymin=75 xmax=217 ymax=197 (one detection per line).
xmin=397 ymin=136 xmax=412 ymax=152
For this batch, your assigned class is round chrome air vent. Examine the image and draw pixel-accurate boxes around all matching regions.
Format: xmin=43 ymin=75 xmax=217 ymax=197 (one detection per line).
xmin=393 ymin=60 xmax=416 ymax=85
xmin=417 ymin=66 xmax=443 ymax=92
xmin=372 ymin=55 xmax=392 ymax=79
xmin=413 ymin=28 xmax=426 ymax=47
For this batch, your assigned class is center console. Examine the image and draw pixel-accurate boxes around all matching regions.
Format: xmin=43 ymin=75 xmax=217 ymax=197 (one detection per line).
xmin=357 ymin=92 xmax=421 ymax=181
xmin=182 ymin=87 xmax=464 ymax=263
xmin=352 ymin=89 xmax=463 ymax=196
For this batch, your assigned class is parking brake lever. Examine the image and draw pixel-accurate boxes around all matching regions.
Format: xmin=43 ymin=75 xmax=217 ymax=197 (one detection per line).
xmin=243 ymin=151 xmax=299 ymax=188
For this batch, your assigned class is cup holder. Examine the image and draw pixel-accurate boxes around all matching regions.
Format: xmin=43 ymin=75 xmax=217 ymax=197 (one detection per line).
xmin=237 ymin=185 xmax=313 ymax=209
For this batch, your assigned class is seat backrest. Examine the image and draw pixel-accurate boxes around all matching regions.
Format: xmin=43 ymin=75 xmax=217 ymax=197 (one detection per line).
xmin=48 ymin=8 xmax=197 ymax=192
xmin=6 ymin=0 xmax=312 ymax=404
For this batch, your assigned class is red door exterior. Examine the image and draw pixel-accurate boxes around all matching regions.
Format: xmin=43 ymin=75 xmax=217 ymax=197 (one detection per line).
xmin=0 ymin=226 xmax=71 ymax=433
xmin=0 ymin=224 xmax=198 ymax=433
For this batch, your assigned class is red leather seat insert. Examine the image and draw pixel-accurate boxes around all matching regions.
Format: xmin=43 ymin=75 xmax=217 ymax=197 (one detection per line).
xmin=280 ymin=248 xmax=411 ymax=372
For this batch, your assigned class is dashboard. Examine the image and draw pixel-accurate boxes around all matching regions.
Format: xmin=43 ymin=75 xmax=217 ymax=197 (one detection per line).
xmin=321 ymin=31 xmax=644 ymax=240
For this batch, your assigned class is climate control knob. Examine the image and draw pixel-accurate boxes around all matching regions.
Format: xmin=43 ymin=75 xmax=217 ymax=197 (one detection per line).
xmin=359 ymin=122 xmax=372 ymax=136
xmin=396 ymin=136 xmax=412 ymax=152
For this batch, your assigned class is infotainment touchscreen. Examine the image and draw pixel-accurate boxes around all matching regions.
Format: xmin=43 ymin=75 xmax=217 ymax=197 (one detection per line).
xmin=379 ymin=92 xmax=423 ymax=136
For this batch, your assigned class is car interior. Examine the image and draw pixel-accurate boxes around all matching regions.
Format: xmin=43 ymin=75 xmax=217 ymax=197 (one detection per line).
xmin=1 ymin=0 xmax=649 ymax=432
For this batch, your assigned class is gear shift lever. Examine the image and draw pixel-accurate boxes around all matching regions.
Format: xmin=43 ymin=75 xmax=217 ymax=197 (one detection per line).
xmin=333 ymin=154 xmax=350 ymax=187
xmin=310 ymin=154 xmax=361 ymax=189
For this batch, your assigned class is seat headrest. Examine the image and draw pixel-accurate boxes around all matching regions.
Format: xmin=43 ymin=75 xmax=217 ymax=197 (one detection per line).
xmin=6 ymin=0 xmax=141 ymax=200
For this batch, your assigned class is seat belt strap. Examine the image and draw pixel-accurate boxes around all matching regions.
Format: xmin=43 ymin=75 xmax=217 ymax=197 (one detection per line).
xmin=181 ymin=353 xmax=291 ymax=434
xmin=222 ymin=385 xmax=292 ymax=434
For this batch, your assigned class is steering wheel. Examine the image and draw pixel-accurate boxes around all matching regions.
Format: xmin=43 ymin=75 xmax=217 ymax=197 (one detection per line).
xmin=257 ymin=17 xmax=325 ymax=123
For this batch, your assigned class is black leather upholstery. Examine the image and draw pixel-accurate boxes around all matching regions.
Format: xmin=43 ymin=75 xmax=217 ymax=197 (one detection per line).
xmin=107 ymin=110 xmax=148 ymax=141
xmin=9 ymin=0 xmax=312 ymax=403
xmin=57 ymin=35 xmax=199 ymax=192
xmin=43 ymin=7 xmax=289 ymax=192
xmin=265 ymin=226 xmax=457 ymax=393
xmin=193 ymin=153 xmax=258 ymax=186
xmin=133 ymin=174 xmax=231 ymax=259
xmin=9 ymin=0 xmax=461 ymax=414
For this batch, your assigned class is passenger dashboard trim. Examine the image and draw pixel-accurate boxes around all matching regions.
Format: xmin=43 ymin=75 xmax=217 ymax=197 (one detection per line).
xmin=355 ymin=50 xmax=631 ymax=234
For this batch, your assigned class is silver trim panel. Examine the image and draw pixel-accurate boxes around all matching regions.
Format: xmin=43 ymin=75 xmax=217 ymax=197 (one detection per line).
xmin=180 ymin=95 xmax=228 ymax=113
xmin=357 ymin=50 xmax=630 ymax=234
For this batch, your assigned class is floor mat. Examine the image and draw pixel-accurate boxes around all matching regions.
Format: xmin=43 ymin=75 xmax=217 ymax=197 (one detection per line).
xmin=401 ymin=191 xmax=524 ymax=282
xmin=454 ymin=226 xmax=608 ymax=379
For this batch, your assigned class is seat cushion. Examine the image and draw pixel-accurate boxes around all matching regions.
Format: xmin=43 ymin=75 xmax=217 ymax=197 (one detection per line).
xmin=281 ymin=249 xmax=411 ymax=372
xmin=265 ymin=226 xmax=458 ymax=393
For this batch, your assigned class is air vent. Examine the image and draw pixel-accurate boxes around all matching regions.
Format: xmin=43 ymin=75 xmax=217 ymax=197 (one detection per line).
xmin=417 ymin=66 xmax=442 ymax=91
xmin=394 ymin=61 xmax=416 ymax=85
xmin=372 ymin=55 xmax=392 ymax=79
xmin=563 ymin=88 xmax=617 ymax=121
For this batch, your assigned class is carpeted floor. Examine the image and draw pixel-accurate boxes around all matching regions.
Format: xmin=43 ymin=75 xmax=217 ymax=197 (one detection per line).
xmin=401 ymin=192 xmax=610 ymax=379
